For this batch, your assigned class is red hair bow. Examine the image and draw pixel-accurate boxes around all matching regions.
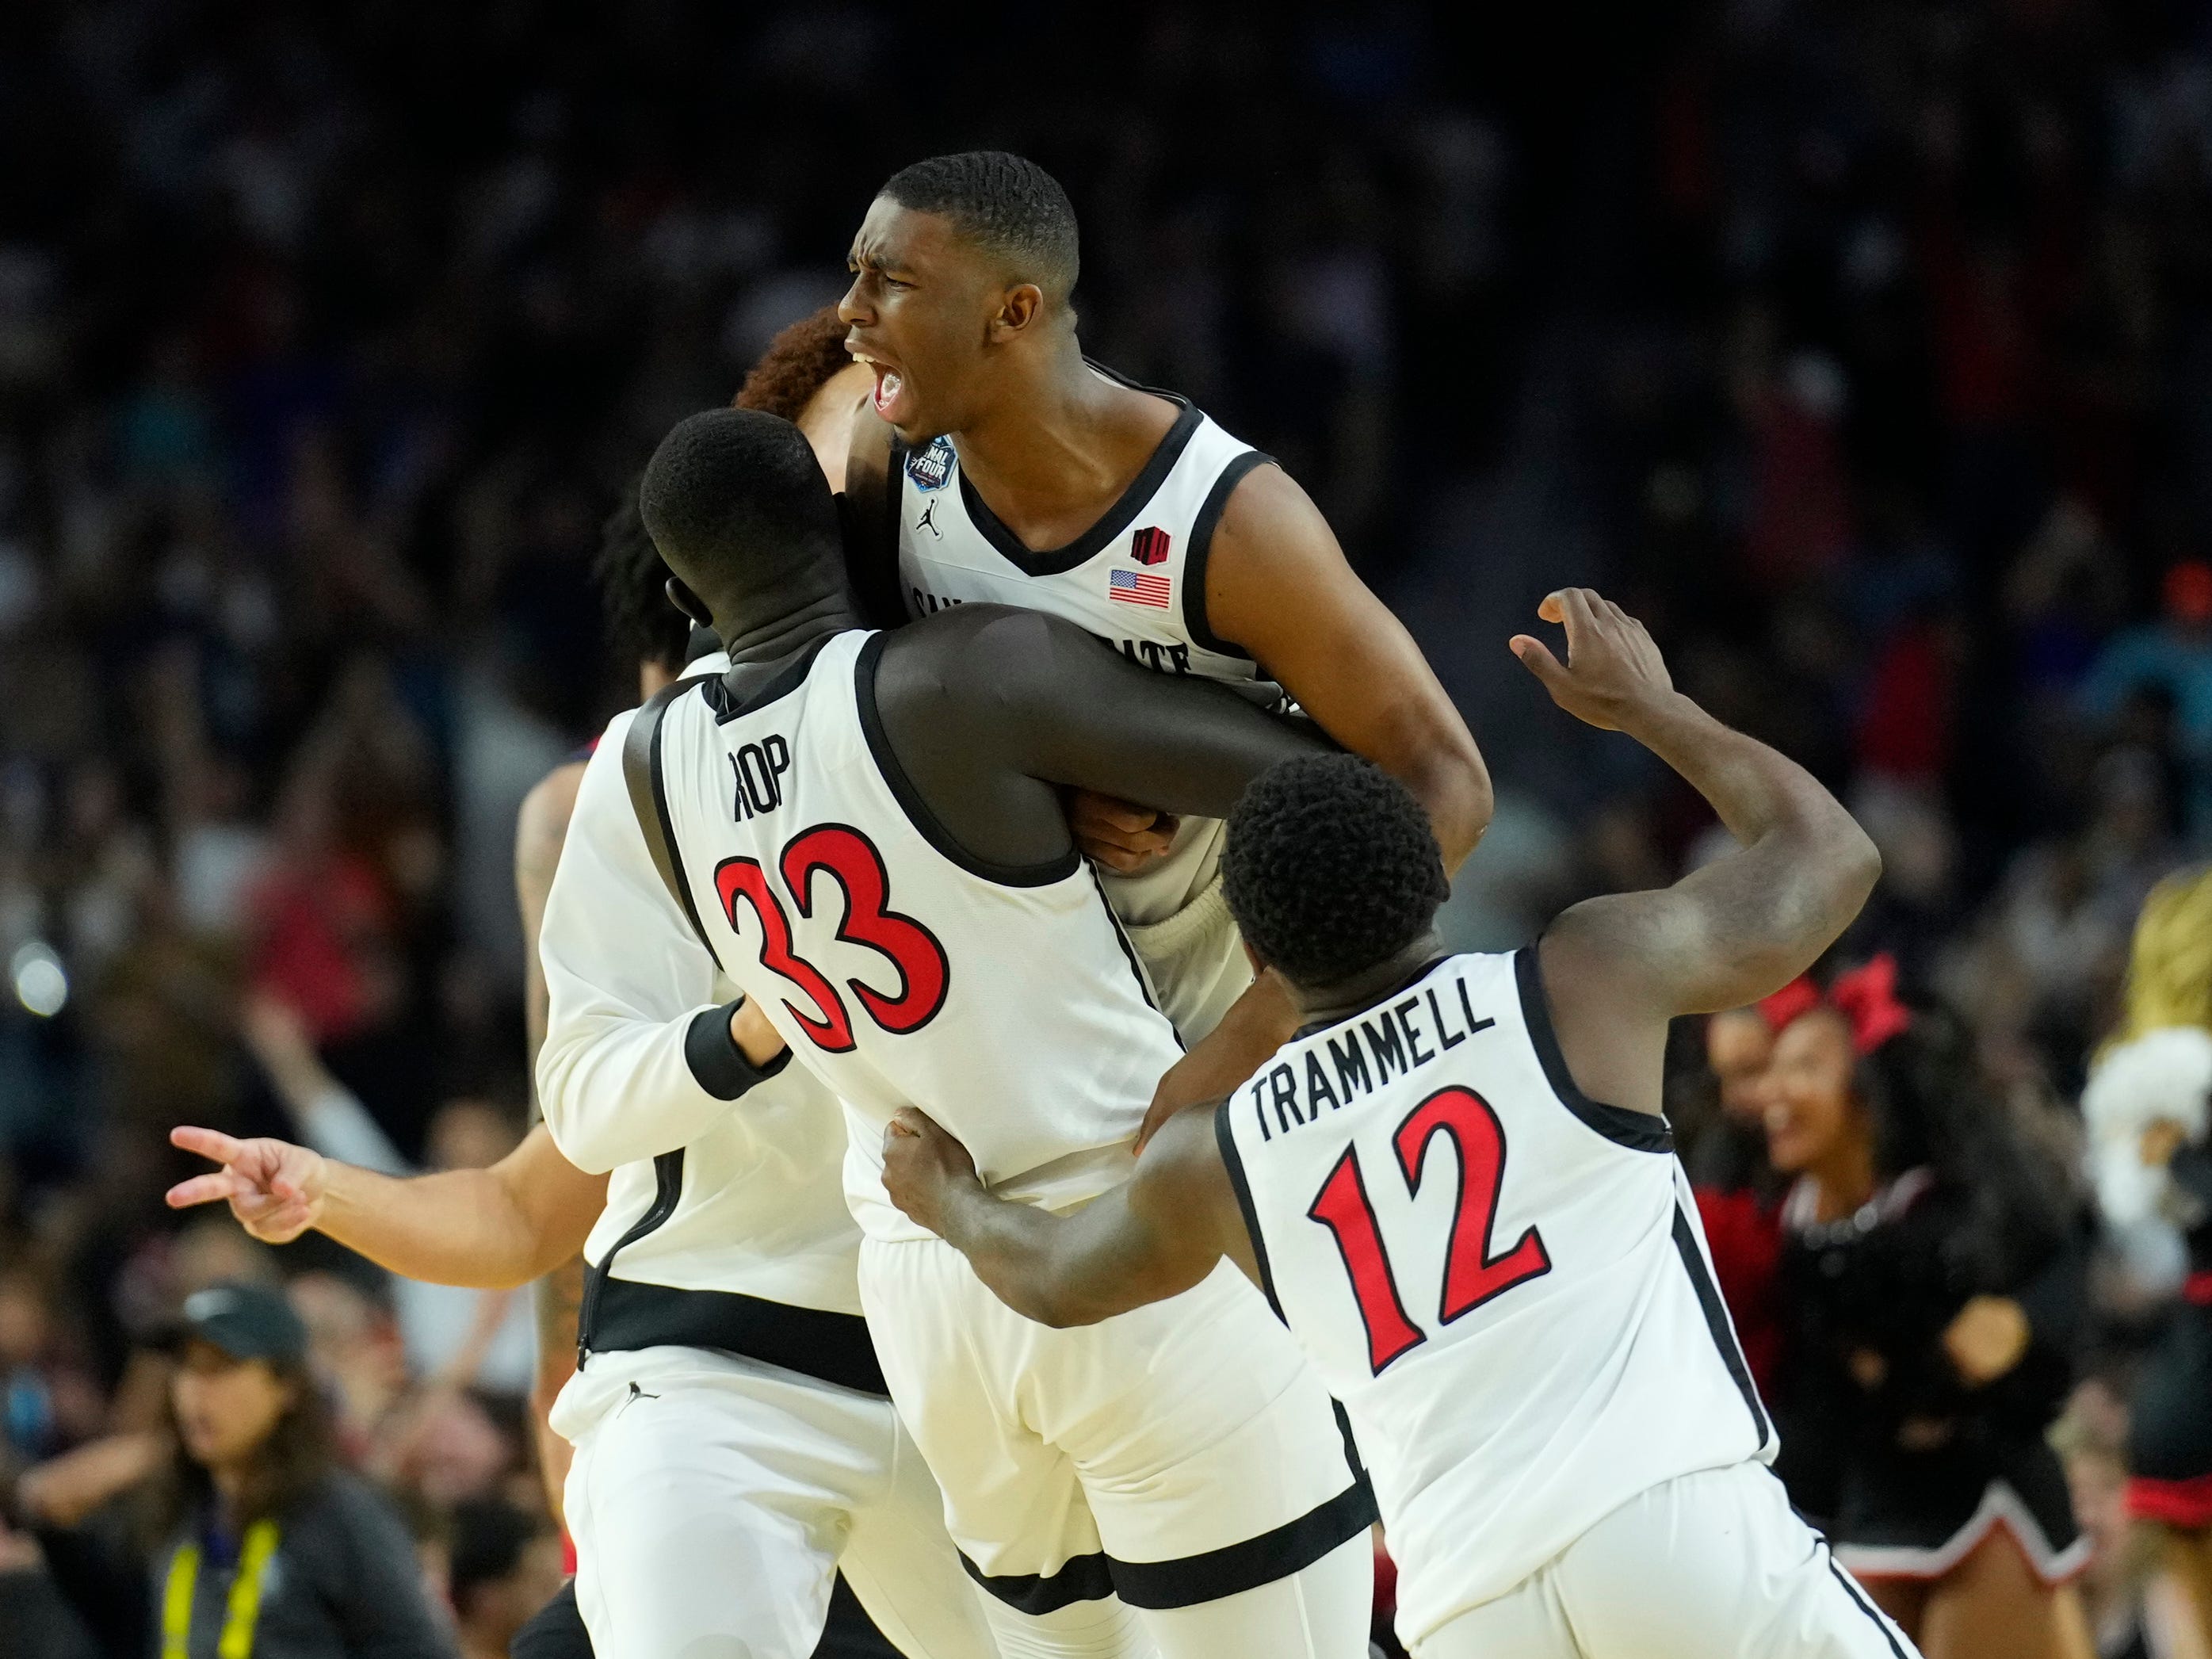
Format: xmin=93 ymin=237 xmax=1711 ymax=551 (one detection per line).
xmin=1756 ymin=954 xmax=1912 ymax=1054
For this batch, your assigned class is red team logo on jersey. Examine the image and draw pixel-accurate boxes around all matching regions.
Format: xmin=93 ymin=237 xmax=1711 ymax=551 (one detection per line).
xmin=1130 ymin=526 xmax=1171 ymax=565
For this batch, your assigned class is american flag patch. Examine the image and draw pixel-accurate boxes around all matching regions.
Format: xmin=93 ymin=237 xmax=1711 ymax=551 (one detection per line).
xmin=1110 ymin=568 xmax=1171 ymax=608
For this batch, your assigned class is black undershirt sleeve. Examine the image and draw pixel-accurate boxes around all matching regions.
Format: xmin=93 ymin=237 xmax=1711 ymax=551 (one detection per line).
xmin=873 ymin=606 xmax=1338 ymax=872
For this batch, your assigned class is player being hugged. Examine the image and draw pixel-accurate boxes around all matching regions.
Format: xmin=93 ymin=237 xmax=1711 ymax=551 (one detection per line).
xmin=884 ymin=591 xmax=1919 ymax=1659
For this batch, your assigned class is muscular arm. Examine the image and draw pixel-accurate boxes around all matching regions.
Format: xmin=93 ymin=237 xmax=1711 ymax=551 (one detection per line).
xmin=166 ymin=1122 xmax=605 ymax=1288
xmin=881 ymin=1104 xmax=1252 ymax=1327
xmin=1205 ymin=464 xmax=1492 ymax=870
xmin=876 ymin=606 xmax=1339 ymax=872
xmin=1518 ymin=591 xmax=1882 ymax=1116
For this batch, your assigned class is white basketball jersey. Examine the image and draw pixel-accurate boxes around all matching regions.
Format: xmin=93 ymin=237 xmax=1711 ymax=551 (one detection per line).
xmin=1220 ymin=950 xmax=1776 ymax=1643
xmin=650 ymin=629 xmax=1186 ymax=1241
xmin=894 ymin=367 xmax=1276 ymax=1037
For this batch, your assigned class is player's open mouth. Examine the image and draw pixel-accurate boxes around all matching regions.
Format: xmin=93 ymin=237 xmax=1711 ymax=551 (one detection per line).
xmin=848 ymin=346 xmax=912 ymax=424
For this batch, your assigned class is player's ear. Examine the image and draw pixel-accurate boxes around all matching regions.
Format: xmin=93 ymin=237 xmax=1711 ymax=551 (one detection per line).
xmin=665 ymin=575 xmax=714 ymax=629
xmin=989 ymin=283 xmax=1044 ymax=342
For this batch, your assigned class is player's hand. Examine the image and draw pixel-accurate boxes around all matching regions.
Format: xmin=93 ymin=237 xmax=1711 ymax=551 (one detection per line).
xmin=165 ymin=1126 xmax=329 ymax=1244
xmin=728 ymin=996 xmax=786 ymax=1068
xmin=1508 ymin=589 xmax=1674 ymax=733
xmin=1943 ymin=1294 xmax=2031 ymax=1387
xmin=881 ymin=1108 xmax=980 ymax=1237
xmin=1069 ymin=790 xmax=1178 ymax=873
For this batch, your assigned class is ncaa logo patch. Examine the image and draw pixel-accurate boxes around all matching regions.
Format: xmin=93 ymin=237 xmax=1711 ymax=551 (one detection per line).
xmin=1130 ymin=526 xmax=1171 ymax=566
xmin=905 ymin=437 xmax=955 ymax=491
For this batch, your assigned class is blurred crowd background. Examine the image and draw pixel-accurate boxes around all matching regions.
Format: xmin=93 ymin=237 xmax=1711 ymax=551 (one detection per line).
xmin=2 ymin=1 xmax=2211 ymax=1654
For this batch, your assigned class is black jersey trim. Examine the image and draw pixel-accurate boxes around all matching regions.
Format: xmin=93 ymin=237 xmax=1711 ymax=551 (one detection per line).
xmin=1671 ymin=1203 xmax=1775 ymax=1451
xmin=575 ymin=1151 xmax=686 ymax=1365
xmin=959 ymin=1474 xmax=1375 ymax=1612
xmin=623 ymin=680 xmax=721 ymax=969
xmin=1826 ymin=1561 xmax=1911 ymax=1658
xmin=701 ymin=634 xmax=835 ymax=724
xmin=955 ymin=403 xmax=1204 ymax=579
xmin=1181 ymin=449 xmax=1274 ymax=661
xmin=1512 ymin=945 xmax=1674 ymax=1153
xmin=1083 ymin=863 xmax=1175 ymax=1034
xmin=851 ymin=633 xmax=1080 ymax=889
xmin=583 ymin=1277 xmax=888 ymax=1398
xmin=1215 ymin=1100 xmax=1283 ymax=1320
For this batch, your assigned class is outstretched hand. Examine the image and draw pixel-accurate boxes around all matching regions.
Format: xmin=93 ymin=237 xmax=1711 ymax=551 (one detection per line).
xmin=1509 ymin=588 xmax=1674 ymax=732
xmin=881 ymin=1108 xmax=980 ymax=1238
xmin=165 ymin=1126 xmax=328 ymax=1244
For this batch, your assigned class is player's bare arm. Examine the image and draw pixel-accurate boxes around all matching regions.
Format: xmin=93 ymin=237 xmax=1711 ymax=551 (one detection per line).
xmin=166 ymin=1120 xmax=606 ymax=1289
xmin=515 ymin=757 xmax=594 ymax=1525
xmin=1203 ymin=463 xmax=1491 ymax=872
xmin=874 ymin=605 xmax=1340 ymax=868
xmin=881 ymin=1103 xmax=1251 ymax=1328
xmin=1512 ymin=588 xmax=1882 ymax=1116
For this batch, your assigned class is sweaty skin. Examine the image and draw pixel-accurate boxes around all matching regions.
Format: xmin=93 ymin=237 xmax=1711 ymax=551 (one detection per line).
xmin=880 ymin=589 xmax=1882 ymax=1328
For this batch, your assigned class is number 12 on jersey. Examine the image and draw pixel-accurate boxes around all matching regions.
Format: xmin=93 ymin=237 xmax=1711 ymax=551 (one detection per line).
xmin=1307 ymin=1086 xmax=1552 ymax=1374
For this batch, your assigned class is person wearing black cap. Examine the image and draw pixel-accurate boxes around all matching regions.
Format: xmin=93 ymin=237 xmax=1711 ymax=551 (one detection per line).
xmin=22 ymin=1280 xmax=454 ymax=1659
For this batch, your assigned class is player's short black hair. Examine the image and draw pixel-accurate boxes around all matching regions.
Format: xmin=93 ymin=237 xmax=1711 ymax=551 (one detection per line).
xmin=594 ymin=485 xmax=691 ymax=675
xmin=878 ymin=151 xmax=1079 ymax=299
xmin=639 ymin=408 xmax=841 ymax=626
xmin=1222 ymin=755 xmax=1449 ymax=988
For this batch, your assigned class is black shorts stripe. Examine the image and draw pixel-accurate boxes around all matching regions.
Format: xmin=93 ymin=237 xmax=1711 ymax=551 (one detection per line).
xmin=960 ymin=1475 xmax=1377 ymax=1613
xmin=575 ymin=1150 xmax=686 ymax=1363
xmin=1671 ymin=1204 xmax=1775 ymax=1451
xmin=1083 ymin=864 xmax=1173 ymax=1030
xmin=1826 ymin=1560 xmax=1911 ymax=1658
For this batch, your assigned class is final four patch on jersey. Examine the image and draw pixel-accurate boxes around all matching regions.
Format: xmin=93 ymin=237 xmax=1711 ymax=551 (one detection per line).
xmin=904 ymin=436 xmax=955 ymax=491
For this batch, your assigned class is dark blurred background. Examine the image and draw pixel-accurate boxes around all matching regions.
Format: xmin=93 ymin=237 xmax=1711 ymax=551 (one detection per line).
xmin=1 ymin=0 xmax=2209 ymax=1651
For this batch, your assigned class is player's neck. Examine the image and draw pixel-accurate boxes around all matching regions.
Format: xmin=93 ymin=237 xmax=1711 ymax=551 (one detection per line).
xmin=949 ymin=346 xmax=1177 ymax=539
xmin=717 ymin=584 xmax=861 ymax=682
xmin=1289 ymin=933 xmax=1446 ymax=1029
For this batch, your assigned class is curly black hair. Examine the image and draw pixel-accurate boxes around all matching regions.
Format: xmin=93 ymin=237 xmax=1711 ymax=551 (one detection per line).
xmin=594 ymin=486 xmax=690 ymax=675
xmin=1222 ymin=755 xmax=1448 ymax=988
xmin=878 ymin=151 xmax=1079 ymax=299
xmin=734 ymin=306 xmax=856 ymax=423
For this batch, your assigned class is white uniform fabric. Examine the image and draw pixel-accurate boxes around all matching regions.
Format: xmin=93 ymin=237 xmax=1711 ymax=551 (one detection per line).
xmin=538 ymin=663 xmax=992 ymax=1659
xmin=618 ymin=630 xmax=1370 ymax=1645
xmin=1419 ymin=1462 xmax=1918 ymax=1659
xmin=552 ymin=1344 xmax=992 ymax=1659
xmin=648 ymin=629 xmax=1186 ymax=1241
xmin=895 ymin=369 xmax=1274 ymax=1042
xmin=1221 ymin=950 xmax=1778 ymax=1649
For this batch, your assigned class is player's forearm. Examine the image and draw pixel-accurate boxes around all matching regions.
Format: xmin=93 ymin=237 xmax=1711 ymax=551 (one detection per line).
xmin=314 ymin=1161 xmax=560 ymax=1288
xmin=935 ymin=1184 xmax=1125 ymax=1329
xmin=1395 ymin=731 xmax=1492 ymax=873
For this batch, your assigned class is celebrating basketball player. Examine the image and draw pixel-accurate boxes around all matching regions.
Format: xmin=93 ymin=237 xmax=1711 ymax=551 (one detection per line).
xmin=881 ymin=591 xmax=1916 ymax=1659
xmin=839 ymin=151 xmax=1489 ymax=1098
xmin=537 ymin=407 xmax=1382 ymax=1658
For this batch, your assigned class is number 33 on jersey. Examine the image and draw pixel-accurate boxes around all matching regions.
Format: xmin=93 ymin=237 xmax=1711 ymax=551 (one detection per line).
xmin=644 ymin=631 xmax=1186 ymax=1239
xmin=1216 ymin=949 xmax=1778 ymax=1640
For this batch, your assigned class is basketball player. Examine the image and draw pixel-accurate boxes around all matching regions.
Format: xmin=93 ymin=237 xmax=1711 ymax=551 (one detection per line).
xmin=879 ymin=591 xmax=1918 ymax=1659
xmin=170 ymin=314 xmax=998 ymax=1659
xmin=839 ymin=151 xmax=1490 ymax=1092
xmin=537 ymin=407 xmax=1378 ymax=1658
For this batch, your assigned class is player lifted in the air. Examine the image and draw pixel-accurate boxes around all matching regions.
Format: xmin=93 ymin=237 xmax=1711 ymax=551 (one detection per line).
xmin=839 ymin=151 xmax=1488 ymax=1082
xmin=536 ymin=407 xmax=1382 ymax=1658
xmin=881 ymin=591 xmax=1918 ymax=1659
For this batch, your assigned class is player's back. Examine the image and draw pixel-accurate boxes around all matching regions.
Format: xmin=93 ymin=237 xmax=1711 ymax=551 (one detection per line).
xmin=1217 ymin=950 xmax=1776 ymax=1646
xmin=649 ymin=627 xmax=1184 ymax=1239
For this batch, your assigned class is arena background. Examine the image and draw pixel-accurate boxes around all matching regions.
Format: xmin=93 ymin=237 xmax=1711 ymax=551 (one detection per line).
xmin=2 ymin=2 xmax=2210 ymax=1655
